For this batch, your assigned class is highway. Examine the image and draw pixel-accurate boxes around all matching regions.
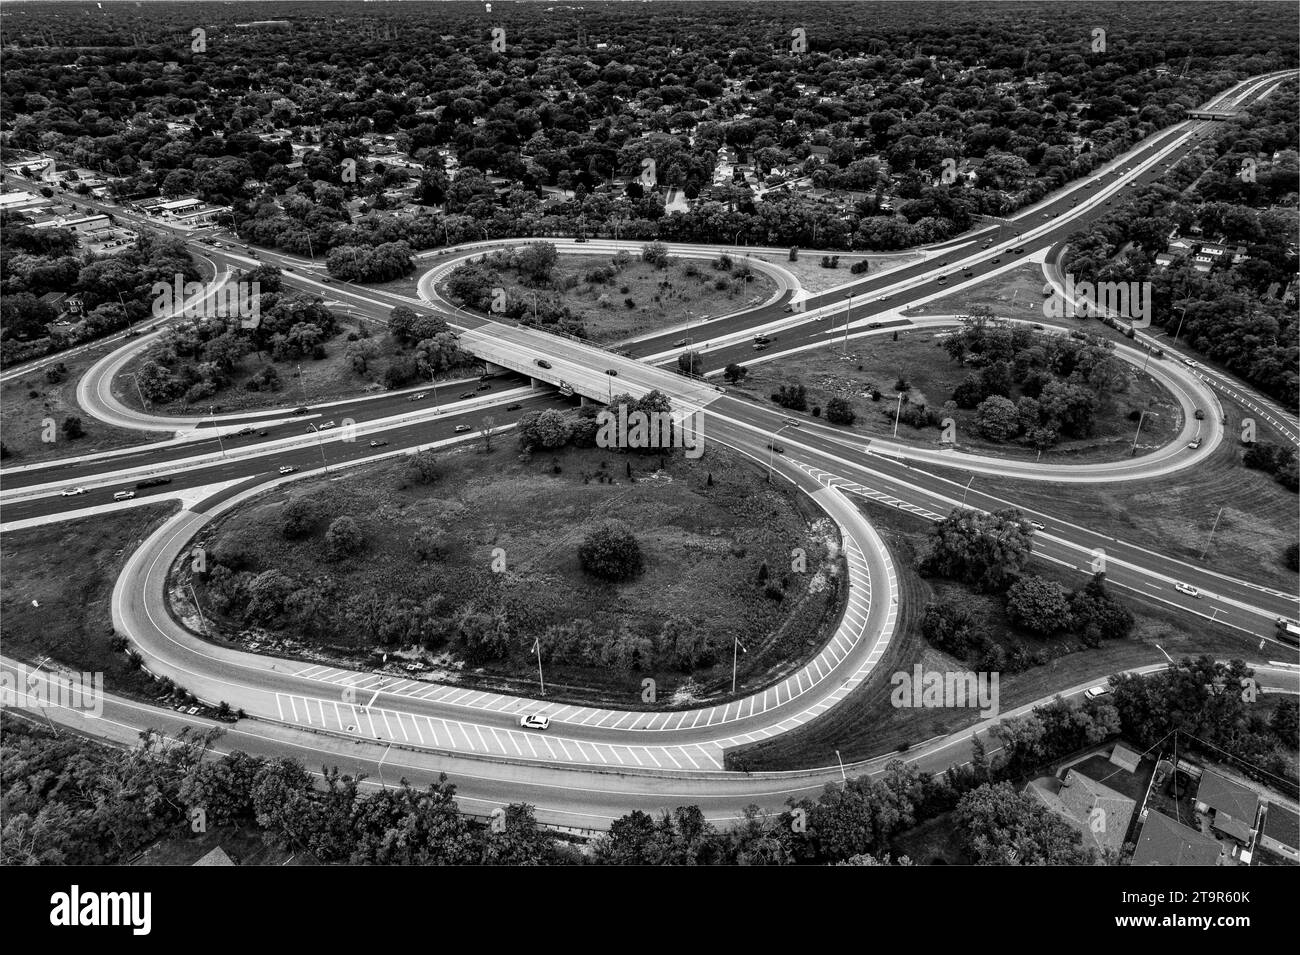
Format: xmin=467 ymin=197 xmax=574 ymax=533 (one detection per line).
xmin=1 ymin=70 xmax=1296 ymax=829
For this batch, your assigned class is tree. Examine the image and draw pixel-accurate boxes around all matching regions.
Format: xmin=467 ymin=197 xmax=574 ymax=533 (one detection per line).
xmin=517 ymin=242 xmax=558 ymax=283
xmin=405 ymin=449 xmax=441 ymax=484
xmin=677 ymin=350 xmax=704 ymax=376
xmin=1005 ymin=575 xmax=1074 ymax=635
xmin=325 ymin=516 xmax=364 ymax=560
xmin=281 ymin=497 xmax=319 ymax=539
xmin=60 ymin=416 xmax=84 ymax=440
xmin=825 ymin=397 xmax=856 ymax=425
xmin=954 ymin=782 xmax=1095 ymax=865
xmin=578 ymin=521 xmax=645 ymax=581
xmin=723 ymin=362 xmax=748 ymax=383
xmin=975 ymin=395 xmax=1018 ymax=441
xmin=917 ymin=509 xmax=1033 ymax=593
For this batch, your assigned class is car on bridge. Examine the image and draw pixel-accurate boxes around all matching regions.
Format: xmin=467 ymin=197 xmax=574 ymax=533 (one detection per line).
xmin=519 ymin=714 xmax=550 ymax=730
xmin=536 ymin=359 xmax=552 ymax=369
xmin=1174 ymin=582 xmax=1200 ymax=598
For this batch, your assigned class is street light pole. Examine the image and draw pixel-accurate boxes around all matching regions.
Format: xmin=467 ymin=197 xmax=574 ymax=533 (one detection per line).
xmin=893 ymin=391 xmax=905 ymax=438
xmin=843 ymin=292 xmax=852 ymax=355
xmin=962 ymin=474 xmax=974 ymax=506
xmin=835 ymin=749 xmax=847 ymax=783
xmin=1200 ymin=506 xmax=1224 ymax=560
xmin=731 ymin=637 xmax=747 ymax=694
xmin=766 ymin=423 xmax=792 ymax=481
xmin=210 ymin=407 xmax=226 ymax=457
xmin=1130 ymin=410 xmax=1156 ymax=454
xmin=1173 ymin=305 xmax=1187 ymax=344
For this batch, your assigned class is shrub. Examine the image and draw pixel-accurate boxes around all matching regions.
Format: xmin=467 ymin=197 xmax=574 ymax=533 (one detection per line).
xmin=578 ymin=521 xmax=644 ymax=581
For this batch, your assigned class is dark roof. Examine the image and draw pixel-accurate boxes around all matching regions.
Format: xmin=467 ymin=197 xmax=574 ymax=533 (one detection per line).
xmin=1109 ymin=743 xmax=1142 ymax=773
xmin=1196 ymin=770 xmax=1259 ymax=822
xmin=1262 ymin=804 xmax=1300 ymax=850
xmin=1132 ymin=812 xmax=1221 ymax=866
xmin=1211 ymin=813 xmax=1253 ymax=844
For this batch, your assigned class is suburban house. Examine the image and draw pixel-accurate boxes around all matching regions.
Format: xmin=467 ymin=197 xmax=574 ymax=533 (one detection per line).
xmin=1195 ymin=770 xmax=1261 ymax=847
xmin=1258 ymin=803 xmax=1299 ymax=862
xmin=1025 ymin=769 xmax=1136 ymax=855
xmin=1132 ymin=810 xmax=1222 ymax=865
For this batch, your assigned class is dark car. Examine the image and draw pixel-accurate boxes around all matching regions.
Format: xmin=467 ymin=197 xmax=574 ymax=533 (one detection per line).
xmin=506 ymin=403 xmax=523 ymax=411
xmin=476 ymin=382 xmax=491 ymax=391
xmin=291 ymin=407 xmax=310 ymax=415
xmin=536 ymin=359 xmax=552 ymax=369
xmin=866 ymin=322 xmax=883 ymax=329
xmin=605 ymin=369 xmax=618 ymax=376
xmin=1012 ymin=247 xmax=1025 ymax=254
xmin=1194 ymin=409 xmax=1205 ymax=420
xmin=459 ymin=391 xmax=475 ymax=400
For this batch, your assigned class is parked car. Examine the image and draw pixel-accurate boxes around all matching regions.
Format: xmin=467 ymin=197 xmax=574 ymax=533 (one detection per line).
xmin=1174 ymin=582 xmax=1200 ymax=598
xmin=535 ymin=359 xmax=552 ymax=369
xmin=519 ymin=714 xmax=550 ymax=730
xmin=112 ymin=490 xmax=135 ymax=501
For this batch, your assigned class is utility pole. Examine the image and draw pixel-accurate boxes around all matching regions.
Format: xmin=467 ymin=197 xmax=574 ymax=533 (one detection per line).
xmin=1200 ymin=506 xmax=1224 ymax=560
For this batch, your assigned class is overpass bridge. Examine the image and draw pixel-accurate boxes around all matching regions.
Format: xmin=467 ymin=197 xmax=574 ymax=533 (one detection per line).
xmin=1186 ymin=108 xmax=1244 ymax=120
xmin=461 ymin=318 xmax=724 ymax=422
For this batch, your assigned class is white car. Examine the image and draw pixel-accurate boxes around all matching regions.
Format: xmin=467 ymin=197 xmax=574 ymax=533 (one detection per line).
xmin=1083 ymin=685 xmax=1111 ymax=701
xmin=784 ymin=417 xmax=801 ymax=427
xmin=1028 ymin=520 xmax=1046 ymax=531
xmin=1174 ymin=582 xmax=1200 ymax=598
xmin=112 ymin=490 xmax=135 ymax=501
xmin=1188 ymin=438 xmax=1202 ymax=450
xmin=278 ymin=465 xmax=296 ymax=475
xmin=453 ymin=424 xmax=472 ymax=433
xmin=1182 ymin=358 xmax=1197 ymax=368
xmin=519 ymin=714 xmax=550 ymax=731
xmin=60 ymin=487 xmax=87 ymax=497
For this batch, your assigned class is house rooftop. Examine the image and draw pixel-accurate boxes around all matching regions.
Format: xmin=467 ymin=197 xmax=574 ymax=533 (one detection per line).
xmin=1262 ymin=804 xmax=1299 ymax=851
xmin=1196 ymin=770 xmax=1260 ymax=822
xmin=1132 ymin=811 xmax=1221 ymax=866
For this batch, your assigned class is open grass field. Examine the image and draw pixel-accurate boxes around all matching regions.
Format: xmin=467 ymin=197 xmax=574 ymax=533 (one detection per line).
xmin=184 ymin=438 xmax=845 ymax=708
xmin=728 ymin=499 xmax=1273 ymax=772
xmin=906 ymin=260 xmax=1048 ymax=320
xmin=440 ymin=253 xmax=779 ymax=343
xmin=912 ymin=398 xmax=1300 ymax=593
xmin=728 ymin=328 xmax=1181 ymax=463
xmin=0 ymin=504 xmax=177 ymax=699
xmin=737 ymin=248 xmax=923 ymax=295
xmin=0 ymin=339 xmax=172 ymax=465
